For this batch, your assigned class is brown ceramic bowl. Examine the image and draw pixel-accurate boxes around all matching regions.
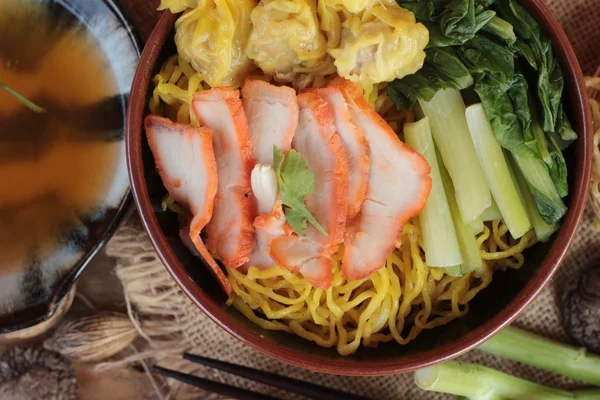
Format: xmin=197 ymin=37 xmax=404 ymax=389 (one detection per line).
xmin=127 ymin=1 xmax=593 ymax=375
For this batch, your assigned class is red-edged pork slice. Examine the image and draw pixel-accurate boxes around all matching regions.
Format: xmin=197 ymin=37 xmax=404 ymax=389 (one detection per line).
xmin=144 ymin=115 xmax=231 ymax=294
xmin=328 ymin=78 xmax=432 ymax=281
xmin=242 ymin=80 xmax=298 ymax=270
xmin=313 ymin=86 xmax=370 ymax=220
xmin=192 ymin=88 xmax=255 ymax=268
xmin=242 ymin=79 xmax=299 ymax=165
xmin=290 ymin=91 xmax=348 ymax=250
xmin=246 ymin=202 xmax=295 ymax=270
xmin=270 ymin=235 xmax=333 ymax=289
xmin=269 ymin=91 xmax=348 ymax=288
xmin=246 ymin=214 xmax=287 ymax=270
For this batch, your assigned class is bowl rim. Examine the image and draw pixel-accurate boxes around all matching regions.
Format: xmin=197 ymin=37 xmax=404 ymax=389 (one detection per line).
xmin=0 ymin=0 xmax=140 ymax=334
xmin=126 ymin=0 xmax=593 ymax=376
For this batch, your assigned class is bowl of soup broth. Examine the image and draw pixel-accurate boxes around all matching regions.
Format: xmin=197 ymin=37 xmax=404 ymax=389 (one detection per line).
xmin=0 ymin=0 xmax=139 ymax=332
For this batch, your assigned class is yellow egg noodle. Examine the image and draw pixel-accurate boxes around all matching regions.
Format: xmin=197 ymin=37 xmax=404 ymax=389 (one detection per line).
xmin=149 ymin=52 xmax=539 ymax=355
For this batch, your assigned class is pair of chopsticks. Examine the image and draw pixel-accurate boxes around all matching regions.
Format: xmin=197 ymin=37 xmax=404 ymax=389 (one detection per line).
xmin=153 ymin=353 xmax=371 ymax=400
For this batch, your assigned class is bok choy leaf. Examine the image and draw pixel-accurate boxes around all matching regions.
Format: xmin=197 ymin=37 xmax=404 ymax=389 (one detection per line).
xmin=396 ymin=0 xmax=495 ymax=48
xmin=391 ymin=0 xmax=573 ymax=225
xmin=388 ymin=47 xmax=473 ymax=109
xmin=494 ymin=0 xmax=574 ymax=139
xmin=459 ymin=34 xmax=567 ymax=224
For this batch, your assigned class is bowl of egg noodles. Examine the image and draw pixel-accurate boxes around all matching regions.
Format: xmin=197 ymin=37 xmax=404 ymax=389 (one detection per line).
xmin=127 ymin=0 xmax=592 ymax=374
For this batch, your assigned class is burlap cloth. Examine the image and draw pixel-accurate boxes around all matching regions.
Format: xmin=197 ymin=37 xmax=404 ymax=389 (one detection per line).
xmin=104 ymin=1 xmax=600 ymax=398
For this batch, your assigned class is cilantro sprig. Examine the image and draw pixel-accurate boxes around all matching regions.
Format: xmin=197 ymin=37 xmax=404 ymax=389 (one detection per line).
xmin=273 ymin=146 xmax=327 ymax=237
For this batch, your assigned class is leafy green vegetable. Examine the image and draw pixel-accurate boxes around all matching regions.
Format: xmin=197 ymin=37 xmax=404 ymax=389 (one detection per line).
xmin=424 ymin=23 xmax=466 ymax=48
xmin=472 ymin=77 xmax=519 ymax=148
xmin=0 ymin=82 xmax=46 ymax=113
xmin=273 ymin=146 xmax=327 ymax=237
xmin=395 ymin=1 xmax=439 ymax=21
xmin=547 ymin=132 xmax=568 ymax=197
xmin=474 ymin=76 xmax=566 ymax=223
xmin=388 ymin=47 xmax=473 ymax=109
xmin=439 ymin=0 xmax=496 ymax=44
xmin=481 ymin=15 xmax=516 ymax=44
xmin=530 ymin=117 xmax=551 ymax=163
xmin=506 ymin=75 xmax=531 ymax=138
xmin=457 ymin=33 xmax=567 ymax=224
xmin=459 ymin=34 xmax=514 ymax=82
xmin=520 ymin=85 xmax=569 ymax=197
xmin=512 ymin=151 xmax=566 ymax=224
xmin=494 ymin=0 xmax=564 ymax=133
xmin=397 ymin=0 xmax=495 ymax=48
xmin=476 ymin=0 xmax=496 ymax=8
xmin=556 ymin=104 xmax=577 ymax=142
xmin=392 ymin=0 xmax=573 ymax=222
xmin=508 ymin=156 xmax=560 ymax=241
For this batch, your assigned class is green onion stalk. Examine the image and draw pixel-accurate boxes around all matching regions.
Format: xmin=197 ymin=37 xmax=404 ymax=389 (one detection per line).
xmin=416 ymin=361 xmax=600 ymax=400
xmin=479 ymin=326 xmax=600 ymax=386
xmin=415 ymin=327 xmax=600 ymax=399
xmin=0 ymin=82 xmax=46 ymax=113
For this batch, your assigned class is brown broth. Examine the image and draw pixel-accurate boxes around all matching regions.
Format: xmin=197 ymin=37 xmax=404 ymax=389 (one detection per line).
xmin=0 ymin=0 xmax=122 ymax=274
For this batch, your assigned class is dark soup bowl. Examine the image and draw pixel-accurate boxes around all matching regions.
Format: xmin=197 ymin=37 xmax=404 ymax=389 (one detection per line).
xmin=127 ymin=0 xmax=592 ymax=375
xmin=0 ymin=0 xmax=139 ymax=334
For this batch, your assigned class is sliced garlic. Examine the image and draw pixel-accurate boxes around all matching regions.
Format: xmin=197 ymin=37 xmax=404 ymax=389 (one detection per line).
xmin=251 ymin=164 xmax=278 ymax=215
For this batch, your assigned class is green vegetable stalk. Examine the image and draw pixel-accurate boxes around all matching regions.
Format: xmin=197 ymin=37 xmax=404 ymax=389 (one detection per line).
xmin=575 ymin=389 xmax=600 ymax=400
xmin=460 ymin=36 xmax=567 ymax=224
xmin=480 ymin=200 xmax=502 ymax=221
xmin=415 ymin=361 xmax=575 ymax=400
xmin=481 ymin=16 xmax=516 ymax=44
xmin=439 ymin=151 xmax=484 ymax=273
xmin=419 ymin=89 xmax=492 ymax=224
xmin=404 ymin=118 xmax=464 ymax=271
xmin=415 ymin=327 xmax=600 ymax=399
xmin=0 ymin=82 xmax=46 ymax=113
xmin=479 ymin=326 xmax=600 ymax=386
xmin=416 ymin=361 xmax=600 ymax=399
xmin=465 ymin=103 xmax=531 ymax=238
xmin=508 ymin=155 xmax=560 ymax=241
xmin=511 ymin=150 xmax=566 ymax=224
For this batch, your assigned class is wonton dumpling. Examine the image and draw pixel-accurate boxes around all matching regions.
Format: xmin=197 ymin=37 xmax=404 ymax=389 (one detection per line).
xmin=328 ymin=4 xmax=428 ymax=86
xmin=323 ymin=0 xmax=371 ymax=13
xmin=174 ymin=0 xmax=256 ymax=87
xmin=246 ymin=0 xmax=334 ymax=79
xmin=158 ymin=0 xmax=199 ymax=13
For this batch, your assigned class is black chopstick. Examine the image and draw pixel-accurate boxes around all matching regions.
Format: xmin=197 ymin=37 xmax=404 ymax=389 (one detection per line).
xmin=153 ymin=366 xmax=281 ymax=400
xmin=183 ymin=353 xmax=371 ymax=400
